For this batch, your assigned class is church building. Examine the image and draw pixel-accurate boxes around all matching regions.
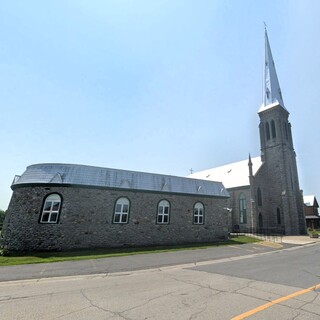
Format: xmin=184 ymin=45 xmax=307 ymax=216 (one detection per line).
xmin=190 ymin=30 xmax=306 ymax=235
xmin=1 ymin=164 xmax=230 ymax=251
xmin=1 ymin=30 xmax=306 ymax=252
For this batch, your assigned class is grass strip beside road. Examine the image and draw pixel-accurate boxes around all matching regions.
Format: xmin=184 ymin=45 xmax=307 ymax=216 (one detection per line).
xmin=0 ymin=236 xmax=260 ymax=266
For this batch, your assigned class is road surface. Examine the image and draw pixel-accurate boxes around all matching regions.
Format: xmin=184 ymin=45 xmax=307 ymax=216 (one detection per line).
xmin=1 ymin=242 xmax=320 ymax=319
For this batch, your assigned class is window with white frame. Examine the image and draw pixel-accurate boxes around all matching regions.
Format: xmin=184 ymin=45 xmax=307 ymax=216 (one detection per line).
xmin=113 ymin=197 xmax=130 ymax=223
xmin=40 ymin=193 xmax=62 ymax=223
xmin=157 ymin=200 xmax=170 ymax=224
xmin=193 ymin=202 xmax=204 ymax=224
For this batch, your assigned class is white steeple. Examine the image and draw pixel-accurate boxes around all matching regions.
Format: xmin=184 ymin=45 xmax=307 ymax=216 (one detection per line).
xmin=260 ymin=28 xmax=286 ymax=112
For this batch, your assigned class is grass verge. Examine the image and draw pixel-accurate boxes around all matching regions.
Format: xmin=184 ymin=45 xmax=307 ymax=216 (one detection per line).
xmin=0 ymin=236 xmax=260 ymax=266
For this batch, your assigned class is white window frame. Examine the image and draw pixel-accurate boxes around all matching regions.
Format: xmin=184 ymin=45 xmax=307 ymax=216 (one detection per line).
xmin=40 ymin=194 xmax=62 ymax=224
xmin=157 ymin=200 xmax=170 ymax=224
xmin=193 ymin=202 xmax=204 ymax=224
xmin=113 ymin=197 xmax=130 ymax=224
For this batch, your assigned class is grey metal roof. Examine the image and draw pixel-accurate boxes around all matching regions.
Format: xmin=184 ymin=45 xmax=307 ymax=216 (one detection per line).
xmin=12 ymin=163 xmax=230 ymax=198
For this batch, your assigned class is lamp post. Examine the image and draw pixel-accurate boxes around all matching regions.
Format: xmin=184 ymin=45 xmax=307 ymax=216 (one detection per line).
xmin=224 ymin=207 xmax=233 ymax=234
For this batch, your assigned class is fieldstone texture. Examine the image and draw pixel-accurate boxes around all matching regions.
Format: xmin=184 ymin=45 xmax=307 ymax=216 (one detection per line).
xmin=255 ymin=104 xmax=306 ymax=235
xmin=2 ymin=186 xmax=229 ymax=251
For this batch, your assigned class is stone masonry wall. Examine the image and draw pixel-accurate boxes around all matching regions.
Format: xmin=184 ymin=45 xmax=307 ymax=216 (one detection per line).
xmin=2 ymin=185 xmax=229 ymax=251
xmin=228 ymin=188 xmax=252 ymax=232
xmin=257 ymin=105 xmax=306 ymax=235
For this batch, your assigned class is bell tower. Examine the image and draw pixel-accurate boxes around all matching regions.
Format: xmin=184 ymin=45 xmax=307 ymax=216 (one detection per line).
xmin=256 ymin=29 xmax=306 ymax=234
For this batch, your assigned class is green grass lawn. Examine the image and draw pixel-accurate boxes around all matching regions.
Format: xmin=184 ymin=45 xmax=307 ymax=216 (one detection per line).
xmin=0 ymin=236 xmax=260 ymax=266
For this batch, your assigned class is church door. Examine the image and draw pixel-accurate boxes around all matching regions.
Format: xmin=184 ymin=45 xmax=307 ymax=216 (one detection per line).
xmin=258 ymin=212 xmax=263 ymax=231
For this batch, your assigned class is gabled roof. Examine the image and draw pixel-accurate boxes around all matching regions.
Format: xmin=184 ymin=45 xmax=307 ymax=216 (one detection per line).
xmin=189 ymin=156 xmax=263 ymax=189
xmin=304 ymin=195 xmax=319 ymax=208
xmin=12 ymin=163 xmax=230 ymax=198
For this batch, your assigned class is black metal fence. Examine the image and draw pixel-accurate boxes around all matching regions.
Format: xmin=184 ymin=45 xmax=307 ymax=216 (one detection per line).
xmin=231 ymin=225 xmax=284 ymax=243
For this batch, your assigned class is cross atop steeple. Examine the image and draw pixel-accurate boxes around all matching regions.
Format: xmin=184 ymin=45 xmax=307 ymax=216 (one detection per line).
xmin=261 ymin=28 xmax=286 ymax=111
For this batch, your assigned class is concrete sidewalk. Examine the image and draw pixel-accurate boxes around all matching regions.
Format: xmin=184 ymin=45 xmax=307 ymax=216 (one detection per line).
xmin=281 ymin=235 xmax=320 ymax=245
xmin=240 ymin=233 xmax=320 ymax=245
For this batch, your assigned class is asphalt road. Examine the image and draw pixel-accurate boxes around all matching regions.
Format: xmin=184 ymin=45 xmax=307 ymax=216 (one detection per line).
xmin=191 ymin=243 xmax=320 ymax=289
xmin=1 ymin=242 xmax=320 ymax=319
xmin=0 ymin=242 xmax=289 ymax=282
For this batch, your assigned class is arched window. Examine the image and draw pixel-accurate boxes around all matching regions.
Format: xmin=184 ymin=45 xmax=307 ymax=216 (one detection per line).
xmin=271 ymin=120 xmax=276 ymax=138
xmin=40 ymin=193 xmax=62 ymax=224
xmin=257 ymin=188 xmax=262 ymax=207
xmin=113 ymin=197 xmax=130 ymax=224
xmin=266 ymin=122 xmax=270 ymax=140
xmin=277 ymin=208 xmax=281 ymax=224
xmin=284 ymin=122 xmax=288 ymax=140
xmin=239 ymin=193 xmax=247 ymax=224
xmin=157 ymin=200 xmax=170 ymax=224
xmin=258 ymin=213 xmax=263 ymax=229
xmin=193 ymin=202 xmax=204 ymax=224
xmin=290 ymin=165 xmax=294 ymax=190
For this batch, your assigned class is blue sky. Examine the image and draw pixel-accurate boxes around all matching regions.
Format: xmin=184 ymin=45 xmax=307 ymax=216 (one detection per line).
xmin=1 ymin=0 xmax=320 ymax=210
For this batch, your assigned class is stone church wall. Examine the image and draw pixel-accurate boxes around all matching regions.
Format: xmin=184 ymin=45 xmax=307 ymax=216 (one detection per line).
xmin=253 ymin=146 xmax=306 ymax=235
xmin=2 ymin=185 xmax=229 ymax=251
xmin=252 ymin=162 xmax=284 ymax=233
xmin=227 ymin=187 xmax=252 ymax=233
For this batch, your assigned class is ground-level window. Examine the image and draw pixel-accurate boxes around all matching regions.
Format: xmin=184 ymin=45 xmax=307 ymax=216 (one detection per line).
xmin=258 ymin=212 xmax=263 ymax=229
xmin=239 ymin=193 xmax=247 ymax=224
xmin=277 ymin=208 xmax=281 ymax=224
xmin=40 ymin=193 xmax=62 ymax=223
xmin=157 ymin=200 xmax=170 ymax=224
xmin=193 ymin=202 xmax=204 ymax=224
xmin=113 ymin=197 xmax=130 ymax=223
xmin=257 ymin=187 xmax=262 ymax=206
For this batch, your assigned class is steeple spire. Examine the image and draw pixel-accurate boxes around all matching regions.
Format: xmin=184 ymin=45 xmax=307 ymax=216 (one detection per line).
xmin=262 ymin=28 xmax=286 ymax=110
xmin=248 ymin=153 xmax=253 ymax=177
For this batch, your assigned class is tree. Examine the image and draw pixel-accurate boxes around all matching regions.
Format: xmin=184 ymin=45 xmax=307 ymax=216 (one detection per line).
xmin=0 ymin=209 xmax=6 ymax=230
